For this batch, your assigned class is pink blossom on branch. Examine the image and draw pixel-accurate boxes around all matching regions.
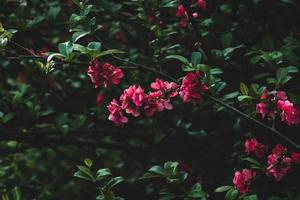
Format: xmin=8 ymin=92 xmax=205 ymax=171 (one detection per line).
xmin=176 ymin=4 xmax=186 ymax=17
xmin=256 ymin=103 xmax=270 ymax=119
xmin=144 ymin=79 xmax=179 ymax=116
xmin=291 ymin=152 xmax=300 ymax=164
xmin=266 ymin=153 xmax=292 ymax=181
xmin=87 ymin=59 xmax=101 ymax=88
xmin=244 ymin=138 xmax=268 ymax=158
xmin=266 ymin=144 xmax=292 ymax=181
xmin=277 ymin=100 xmax=299 ymax=126
xmin=144 ymin=91 xmax=163 ymax=117
xmin=120 ymin=85 xmax=145 ymax=117
xmin=87 ymin=60 xmax=124 ymax=89
xmin=101 ymin=63 xmax=124 ymax=88
xmin=107 ymin=99 xmax=128 ymax=126
xmin=196 ymin=0 xmax=207 ymax=10
xmin=179 ymin=72 xmax=208 ymax=104
xmin=233 ymin=169 xmax=256 ymax=194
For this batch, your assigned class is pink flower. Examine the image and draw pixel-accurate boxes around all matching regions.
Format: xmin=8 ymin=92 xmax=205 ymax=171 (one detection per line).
xmin=277 ymin=100 xmax=299 ymax=126
xmin=256 ymin=103 xmax=269 ymax=119
xmin=87 ymin=59 xmax=101 ymax=88
xmin=87 ymin=60 xmax=124 ymax=89
xmin=179 ymin=17 xmax=188 ymax=28
xmin=291 ymin=152 xmax=300 ymax=164
xmin=196 ymin=0 xmax=207 ymax=10
xmin=275 ymin=91 xmax=287 ymax=101
xmin=266 ymin=153 xmax=292 ymax=181
xmin=101 ymin=63 xmax=124 ymax=88
xmin=179 ymin=72 xmax=208 ymax=104
xmin=176 ymin=5 xmax=186 ymax=17
xmin=96 ymin=93 xmax=104 ymax=105
xmin=176 ymin=4 xmax=189 ymax=28
xmin=272 ymin=144 xmax=287 ymax=156
xmin=149 ymin=79 xmax=178 ymax=111
xmin=244 ymin=138 xmax=268 ymax=158
xmin=144 ymin=91 xmax=163 ymax=117
xmin=120 ymin=85 xmax=145 ymax=117
xmin=233 ymin=169 xmax=256 ymax=194
xmin=107 ymin=99 xmax=128 ymax=126
xmin=150 ymin=79 xmax=178 ymax=97
xmin=260 ymin=89 xmax=269 ymax=100
xmin=150 ymin=79 xmax=179 ymax=99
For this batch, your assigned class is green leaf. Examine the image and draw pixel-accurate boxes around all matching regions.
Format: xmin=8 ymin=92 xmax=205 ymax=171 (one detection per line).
xmin=165 ymin=55 xmax=189 ymax=65
xmin=105 ymin=176 xmax=124 ymax=189
xmin=93 ymin=49 xmax=124 ymax=59
xmin=222 ymin=92 xmax=239 ymax=101
xmin=74 ymin=171 xmax=93 ymax=181
xmin=241 ymin=157 xmax=262 ymax=167
xmin=187 ymin=183 xmax=206 ymax=198
xmin=88 ymin=42 xmax=102 ymax=51
xmin=47 ymin=53 xmax=65 ymax=62
xmin=276 ymin=68 xmax=288 ymax=85
xmin=96 ymin=168 xmax=112 ymax=179
xmin=225 ymin=188 xmax=234 ymax=200
xmin=287 ymin=66 xmax=299 ymax=73
xmin=139 ymin=172 xmax=164 ymax=180
xmin=238 ymin=95 xmax=252 ymax=102
xmin=215 ymin=186 xmax=233 ymax=193
xmin=12 ymin=186 xmax=21 ymax=200
xmin=76 ymin=165 xmax=95 ymax=182
xmin=0 ymin=22 xmax=4 ymax=33
xmin=191 ymin=52 xmax=202 ymax=66
xmin=58 ymin=42 xmax=73 ymax=59
xmin=84 ymin=158 xmax=93 ymax=168
xmin=240 ymin=82 xmax=249 ymax=95
xmin=229 ymin=189 xmax=239 ymax=200
xmin=2 ymin=112 xmax=14 ymax=123
xmin=72 ymin=31 xmax=90 ymax=42
xmin=243 ymin=195 xmax=258 ymax=200
xmin=148 ymin=165 xmax=165 ymax=177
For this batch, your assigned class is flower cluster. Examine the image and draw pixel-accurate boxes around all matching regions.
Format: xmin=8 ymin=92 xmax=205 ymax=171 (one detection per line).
xmin=256 ymin=90 xmax=299 ymax=126
xmin=233 ymin=138 xmax=300 ymax=193
xmin=176 ymin=0 xmax=207 ymax=28
xmin=233 ymin=169 xmax=256 ymax=194
xmin=244 ymin=138 xmax=268 ymax=158
xmin=107 ymin=79 xmax=179 ymax=125
xmin=266 ymin=144 xmax=292 ymax=181
xmin=106 ymin=71 xmax=208 ymax=125
xmin=245 ymin=139 xmax=300 ymax=181
xmin=87 ymin=59 xmax=124 ymax=89
xmin=179 ymin=72 xmax=208 ymax=104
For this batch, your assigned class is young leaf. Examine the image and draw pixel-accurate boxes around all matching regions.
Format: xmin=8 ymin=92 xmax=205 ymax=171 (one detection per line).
xmin=215 ymin=186 xmax=233 ymax=193
xmin=240 ymin=82 xmax=249 ymax=96
xmin=84 ymin=158 xmax=93 ymax=168
xmin=93 ymin=49 xmax=124 ymax=59
xmin=72 ymin=31 xmax=90 ymax=42
xmin=58 ymin=42 xmax=73 ymax=59
xmin=96 ymin=168 xmax=112 ymax=179
xmin=165 ymin=55 xmax=189 ymax=65
xmin=148 ymin=165 xmax=165 ymax=177
xmin=191 ymin=52 xmax=202 ymax=66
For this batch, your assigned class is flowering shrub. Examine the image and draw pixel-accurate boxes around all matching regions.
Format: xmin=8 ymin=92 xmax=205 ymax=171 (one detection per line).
xmin=0 ymin=0 xmax=300 ymax=199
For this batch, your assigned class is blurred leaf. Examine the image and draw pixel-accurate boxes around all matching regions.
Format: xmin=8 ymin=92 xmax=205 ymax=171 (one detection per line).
xmin=215 ymin=186 xmax=233 ymax=193
xmin=165 ymin=55 xmax=189 ymax=65
xmin=72 ymin=31 xmax=90 ymax=42
xmin=191 ymin=52 xmax=202 ymax=66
